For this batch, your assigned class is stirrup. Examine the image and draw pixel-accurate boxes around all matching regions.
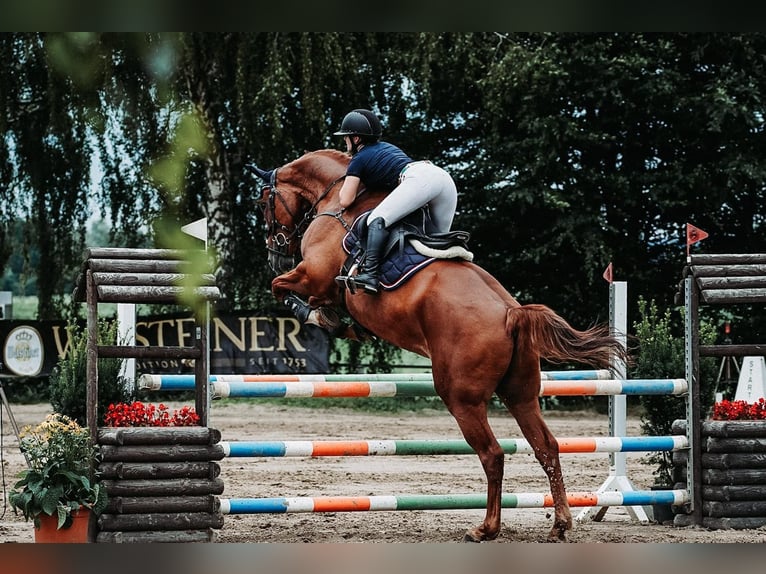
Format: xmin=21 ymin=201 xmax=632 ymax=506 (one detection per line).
xmin=335 ymin=263 xmax=359 ymax=293
xmin=348 ymin=274 xmax=379 ymax=294
xmin=335 ymin=274 xmax=358 ymax=294
xmin=335 ymin=274 xmax=379 ymax=294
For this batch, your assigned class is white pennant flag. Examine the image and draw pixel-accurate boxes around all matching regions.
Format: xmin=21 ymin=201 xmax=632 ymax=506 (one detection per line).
xmin=181 ymin=218 xmax=208 ymax=243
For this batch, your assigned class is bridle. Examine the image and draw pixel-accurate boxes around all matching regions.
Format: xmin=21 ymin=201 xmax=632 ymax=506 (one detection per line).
xmin=259 ymin=169 xmax=346 ymax=273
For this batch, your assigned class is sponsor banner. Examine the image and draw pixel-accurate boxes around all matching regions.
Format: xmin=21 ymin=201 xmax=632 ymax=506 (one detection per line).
xmin=0 ymin=311 xmax=329 ymax=378
xmin=134 ymin=311 xmax=330 ymax=375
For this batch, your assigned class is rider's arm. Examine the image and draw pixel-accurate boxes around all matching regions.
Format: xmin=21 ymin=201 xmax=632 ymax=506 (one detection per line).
xmin=339 ymin=175 xmax=362 ymax=209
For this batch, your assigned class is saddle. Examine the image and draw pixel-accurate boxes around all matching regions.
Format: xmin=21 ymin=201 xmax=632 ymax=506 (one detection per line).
xmin=339 ymin=208 xmax=473 ymax=292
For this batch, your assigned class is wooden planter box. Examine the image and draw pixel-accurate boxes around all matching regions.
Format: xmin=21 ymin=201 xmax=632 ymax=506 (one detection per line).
xmin=96 ymin=427 xmax=225 ymax=543
xmin=672 ymin=419 xmax=766 ymax=529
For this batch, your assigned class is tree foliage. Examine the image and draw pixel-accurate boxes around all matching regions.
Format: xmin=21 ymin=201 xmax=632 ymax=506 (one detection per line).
xmin=1 ymin=33 xmax=764 ymax=349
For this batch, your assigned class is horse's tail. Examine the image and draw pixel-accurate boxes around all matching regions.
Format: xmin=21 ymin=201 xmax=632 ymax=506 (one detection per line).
xmin=506 ymin=304 xmax=630 ymax=369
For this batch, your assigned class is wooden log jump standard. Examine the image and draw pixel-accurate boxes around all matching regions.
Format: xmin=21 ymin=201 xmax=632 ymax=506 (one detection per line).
xmin=96 ymin=426 xmax=226 ymax=543
xmin=674 ymin=253 xmax=766 ymax=528
xmin=672 ymin=419 xmax=766 ymax=529
xmin=73 ymin=247 xmax=223 ymax=543
xmin=73 ymin=247 xmax=221 ymax=431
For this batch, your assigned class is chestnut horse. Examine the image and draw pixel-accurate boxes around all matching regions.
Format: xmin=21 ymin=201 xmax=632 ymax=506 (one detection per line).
xmin=252 ymin=149 xmax=628 ymax=542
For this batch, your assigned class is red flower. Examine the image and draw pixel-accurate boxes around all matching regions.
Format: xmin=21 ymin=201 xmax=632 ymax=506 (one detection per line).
xmin=712 ymin=398 xmax=766 ymax=421
xmin=104 ymin=401 xmax=200 ymax=427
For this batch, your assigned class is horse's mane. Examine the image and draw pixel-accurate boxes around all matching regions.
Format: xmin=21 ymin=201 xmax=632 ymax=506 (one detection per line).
xmin=280 ymin=149 xmax=349 ymax=198
xmin=297 ymin=148 xmax=349 ymax=176
xmin=308 ymin=148 xmax=350 ymax=165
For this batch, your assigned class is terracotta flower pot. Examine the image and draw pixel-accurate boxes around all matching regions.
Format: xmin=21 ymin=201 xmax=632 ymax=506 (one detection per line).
xmin=34 ymin=508 xmax=91 ymax=543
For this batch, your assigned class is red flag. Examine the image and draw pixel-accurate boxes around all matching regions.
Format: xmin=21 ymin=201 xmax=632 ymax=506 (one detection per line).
xmin=686 ymin=223 xmax=709 ymax=246
xmin=602 ymin=262 xmax=613 ymax=284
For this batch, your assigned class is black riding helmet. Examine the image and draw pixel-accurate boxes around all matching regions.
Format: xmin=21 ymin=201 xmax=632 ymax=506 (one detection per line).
xmin=333 ymin=109 xmax=383 ymax=141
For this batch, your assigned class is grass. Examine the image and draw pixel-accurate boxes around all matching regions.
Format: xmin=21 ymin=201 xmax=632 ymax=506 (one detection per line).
xmin=8 ymin=296 xmax=38 ymax=319
xmin=7 ymin=295 xmax=141 ymax=320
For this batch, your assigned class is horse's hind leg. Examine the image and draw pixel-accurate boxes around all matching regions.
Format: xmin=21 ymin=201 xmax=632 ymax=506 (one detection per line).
xmin=444 ymin=401 xmax=505 ymax=543
xmin=497 ymin=316 xmax=572 ymax=542
xmin=502 ymin=394 xmax=572 ymax=542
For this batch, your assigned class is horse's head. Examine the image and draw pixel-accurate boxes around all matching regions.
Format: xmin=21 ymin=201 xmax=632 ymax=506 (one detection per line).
xmin=248 ymin=150 xmax=349 ymax=274
xmin=249 ymin=165 xmax=305 ymax=274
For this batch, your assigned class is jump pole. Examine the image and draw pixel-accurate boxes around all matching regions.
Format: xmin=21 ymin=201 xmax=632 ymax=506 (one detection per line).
xmin=219 ymin=489 xmax=690 ymax=515
xmin=139 ymin=369 xmax=614 ymax=387
xmin=220 ymin=435 xmax=688 ymax=457
xmin=138 ymin=376 xmax=686 ymax=398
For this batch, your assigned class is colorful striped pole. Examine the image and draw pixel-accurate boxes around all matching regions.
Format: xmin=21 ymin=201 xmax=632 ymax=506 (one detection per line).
xmin=220 ymin=435 xmax=688 ymax=457
xmin=139 ymin=376 xmax=687 ymax=398
xmin=219 ymin=489 xmax=689 ymax=514
xmin=138 ymin=369 xmax=613 ymax=391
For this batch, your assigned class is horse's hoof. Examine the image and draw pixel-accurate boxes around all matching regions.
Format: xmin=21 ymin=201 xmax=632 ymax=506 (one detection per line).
xmin=546 ymin=530 xmax=569 ymax=543
xmin=463 ymin=526 xmax=499 ymax=543
xmin=462 ymin=532 xmax=481 ymax=543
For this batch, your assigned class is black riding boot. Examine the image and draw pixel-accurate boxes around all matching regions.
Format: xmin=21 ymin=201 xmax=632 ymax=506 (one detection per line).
xmin=350 ymin=217 xmax=389 ymax=294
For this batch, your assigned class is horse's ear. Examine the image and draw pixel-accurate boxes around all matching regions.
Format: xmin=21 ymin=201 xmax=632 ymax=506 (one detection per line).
xmin=245 ymin=163 xmax=274 ymax=182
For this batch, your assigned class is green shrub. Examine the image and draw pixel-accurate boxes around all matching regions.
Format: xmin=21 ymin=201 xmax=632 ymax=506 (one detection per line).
xmin=630 ymin=297 xmax=717 ymax=485
xmin=49 ymin=320 xmax=134 ymax=427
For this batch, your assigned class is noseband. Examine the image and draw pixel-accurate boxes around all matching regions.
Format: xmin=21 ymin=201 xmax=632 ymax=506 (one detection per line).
xmin=260 ymin=169 xmax=345 ymax=273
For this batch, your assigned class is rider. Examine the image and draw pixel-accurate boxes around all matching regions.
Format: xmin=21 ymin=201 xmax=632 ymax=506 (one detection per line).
xmin=334 ymin=108 xmax=458 ymax=294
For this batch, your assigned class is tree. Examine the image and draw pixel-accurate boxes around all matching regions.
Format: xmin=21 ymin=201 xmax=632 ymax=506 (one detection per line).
xmin=451 ymin=33 xmax=766 ymax=335
xmin=0 ymin=34 xmax=91 ymax=318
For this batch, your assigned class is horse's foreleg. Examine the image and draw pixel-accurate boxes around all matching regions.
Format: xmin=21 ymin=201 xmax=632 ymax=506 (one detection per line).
xmin=272 ymin=267 xmax=309 ymax=302
xmin=446 ymin=403 xmax=505 ymax=543
xmin=282 ymin=293 xmax=346 ymax=332
xmin=509 ymin=404 xmax=571 ymax=542
xmin=272 ymin=263 xmax=337 ymax=307
xmin=276 ymin=273 xmax=364 ymax=339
